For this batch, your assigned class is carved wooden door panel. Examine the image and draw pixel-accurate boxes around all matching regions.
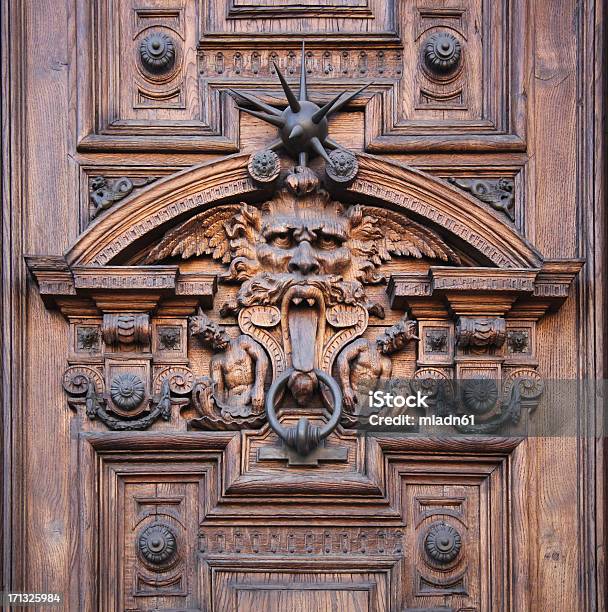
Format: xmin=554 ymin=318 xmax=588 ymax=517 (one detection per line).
xmin=3 ymin=1 xmax=605 ymax=611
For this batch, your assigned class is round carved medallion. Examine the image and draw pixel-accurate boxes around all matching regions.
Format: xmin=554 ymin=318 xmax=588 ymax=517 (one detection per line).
xmin=423 ymin=32 xmax=462 ymax=75
xmin=139 ymin=32 xmax=176 ymax=74
xmin=424 ymin=521 xmax=462 ymax=563
xmin=326 ymin=149 xmax=359 ymax=183
xmin=110 ymin=373 xmax=145 ymax=410
xmin=247 ymin=150 xmax=281 ymax=183
xmin=461 ymin=378 xmax=499 ymax=414
xmin=138 ymin=522 xmax=178 ymax=566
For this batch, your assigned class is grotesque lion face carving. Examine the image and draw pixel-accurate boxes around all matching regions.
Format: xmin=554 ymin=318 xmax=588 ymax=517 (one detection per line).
xmin=145 ymin=188 xmax=460 ymax=290
xmin=145 ymin=182 xmax=459 ymax=395
xmin=256 ymin=194 xmax=351 ymax=278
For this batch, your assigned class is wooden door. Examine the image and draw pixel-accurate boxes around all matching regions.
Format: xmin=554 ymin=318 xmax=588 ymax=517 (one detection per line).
xmin=2 ymin=1 xmax=606 ymax=611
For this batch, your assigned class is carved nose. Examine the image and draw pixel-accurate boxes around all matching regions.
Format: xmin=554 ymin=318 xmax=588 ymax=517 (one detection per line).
xmin=288 ymin=241 xmax=320 ymax=275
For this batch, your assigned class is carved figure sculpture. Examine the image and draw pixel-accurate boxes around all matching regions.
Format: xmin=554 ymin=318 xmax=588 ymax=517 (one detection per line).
xmin=337 ymin=314 xmax=419 ymax=412
xmin=190 ymin=310 xmax=269 ymax=418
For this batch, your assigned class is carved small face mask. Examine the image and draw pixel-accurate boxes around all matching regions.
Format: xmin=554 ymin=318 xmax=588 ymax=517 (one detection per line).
xmin=200 ymin=329 xmax=230 ymax=351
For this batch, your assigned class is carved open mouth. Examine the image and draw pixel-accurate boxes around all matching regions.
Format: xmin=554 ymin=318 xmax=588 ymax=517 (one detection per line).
xmin=281 ymin=285 xmax=326 ymax=373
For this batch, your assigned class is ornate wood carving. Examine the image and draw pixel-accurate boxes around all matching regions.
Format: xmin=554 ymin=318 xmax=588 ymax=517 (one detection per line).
xmin=61 ymin=154 xmax=544 ymax=269
xmin=102 ymin=313 xmax=150 ymax=351
xmin=455 ymin=317 xmax=507 ymax=350
xmin=9 ymin=0 xmax=606 ymax=609
xmin=136 ymin=160 xmax=461 ymax=452
xmin=28 ymin=152 xmax=582 ymax=444
xmin=89 ymin=175 xmax=157 ymax=218
xmin=337 ymin=314 xmax=419 ymax=413
xmin=189 ymin=310 xmax=269 ymax=423
xmin=422 ymin=32 xmax=462 ymax=76
xmin=199 ymin=526 xmax=404 ymax=556
xmin=24 ymin=126 xmax=584 ymax=608
xmin=230 ymin=43 xmax=369 ymax=170
xmin=139 ymin=32 xmax=176 ymax=75
xmin=76 ymin=1 xmax=526 ymax=153
xmin=449 ymin=177 xmax=516 ymax=221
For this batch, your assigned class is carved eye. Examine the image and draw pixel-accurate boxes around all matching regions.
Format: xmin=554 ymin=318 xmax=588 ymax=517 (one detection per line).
xmin=270 ymin=232 xmax=293 ymax=249
xmin=317 ymin=235 xmax=341 ymax=250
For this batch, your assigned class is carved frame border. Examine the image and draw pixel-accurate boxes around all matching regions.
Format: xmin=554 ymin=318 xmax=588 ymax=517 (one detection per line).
xmin=74 ymin=432 xmax=526 ymax=610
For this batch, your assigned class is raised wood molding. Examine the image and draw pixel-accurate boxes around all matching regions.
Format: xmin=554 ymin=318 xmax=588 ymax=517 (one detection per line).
xmin=388 ymin=261 xmax=583 ymax=315
xmin=1 ymin=0 xmax=26 ymax=593
xmin=3 ymin=1 xmax=606 ymax=609
xmin=24 ymin=259 xmax=217 ymax=315
xmin=76 ymin=432 xmax=526 ymax=609
xmin=75 ymin=0 xmax=526 ymax=153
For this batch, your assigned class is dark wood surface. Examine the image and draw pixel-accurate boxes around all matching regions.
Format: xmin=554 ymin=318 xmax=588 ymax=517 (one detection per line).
xmin=1 ymin=1 xmax=606 ymax=610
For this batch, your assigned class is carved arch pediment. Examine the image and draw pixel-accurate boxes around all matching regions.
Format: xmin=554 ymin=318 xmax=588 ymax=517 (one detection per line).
xmin=26 ymin=152 xmax=581 ymax=444
xmin=64 ymin=153 xmax=542 ymax=269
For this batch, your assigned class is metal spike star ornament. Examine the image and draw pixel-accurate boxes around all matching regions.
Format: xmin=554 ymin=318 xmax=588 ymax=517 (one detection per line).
xmin=232 ymin=42 xmax=370 ymax=170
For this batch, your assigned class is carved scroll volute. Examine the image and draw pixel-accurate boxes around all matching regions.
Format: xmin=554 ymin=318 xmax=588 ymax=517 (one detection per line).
xmin=102 ymin=314 xmax=151 ymax=352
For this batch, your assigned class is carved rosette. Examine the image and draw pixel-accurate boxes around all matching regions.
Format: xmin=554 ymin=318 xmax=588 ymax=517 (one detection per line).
xmin=423 ymin=32 xmax=462 ymax=76
xmin=460 ymin=378 xmax=499 ymax=414
xmin=110 ymin=373 xmax=146 ymax=411
xmin=326 ymin=149 xmax=359 ymax=184
xmin=139 ymin=32 xmax=176 ymax=74
xmin=247 ymin=150 xmax=281 ymax=183
xmin=138 ymin=522 xmax=178 ymax=567
xmin=424 ymin=521 xmax=462 ymax=564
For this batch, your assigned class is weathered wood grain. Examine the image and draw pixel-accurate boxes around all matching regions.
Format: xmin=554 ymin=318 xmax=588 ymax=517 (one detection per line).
xmin=1 ymin=0 xmax=606 ymax=610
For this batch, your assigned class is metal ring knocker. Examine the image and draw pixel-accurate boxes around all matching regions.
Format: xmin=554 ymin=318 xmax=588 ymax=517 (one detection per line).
xmin=265 ymin=369 xmax=342 ymax=456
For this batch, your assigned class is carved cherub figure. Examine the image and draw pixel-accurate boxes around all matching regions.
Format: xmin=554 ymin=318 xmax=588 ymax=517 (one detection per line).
xmin=190 ymin=310 xmax=269 ymax=418
xmin=337 ymin=314 xmax=419 ymax=412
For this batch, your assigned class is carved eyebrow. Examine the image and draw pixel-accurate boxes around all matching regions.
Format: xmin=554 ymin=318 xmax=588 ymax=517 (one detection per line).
xmin=261 ymin=223 xmax=291 ymax=238
xmin=315 ymin=225 xmax=347 ymax=241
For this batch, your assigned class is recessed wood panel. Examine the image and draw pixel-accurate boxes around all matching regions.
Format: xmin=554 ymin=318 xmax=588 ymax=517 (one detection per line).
xmin=211 ymin=568 xmax=389 ymax=611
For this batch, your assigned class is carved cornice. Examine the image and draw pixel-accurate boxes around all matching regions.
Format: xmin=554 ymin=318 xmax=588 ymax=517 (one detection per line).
xmin=388 ymin=260 xmax=583 ymax=319
xmin=61 ymin=153 xmax=543 ymax=270
xmin=25 ymin=256 xmax=217 ymax=316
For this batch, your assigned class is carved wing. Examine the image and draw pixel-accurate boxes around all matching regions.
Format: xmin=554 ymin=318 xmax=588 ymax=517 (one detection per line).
xmin=144 ymin=204 xmax=251 ymax=264
xmin=347 ymin=205 xmax=460 ymax=282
